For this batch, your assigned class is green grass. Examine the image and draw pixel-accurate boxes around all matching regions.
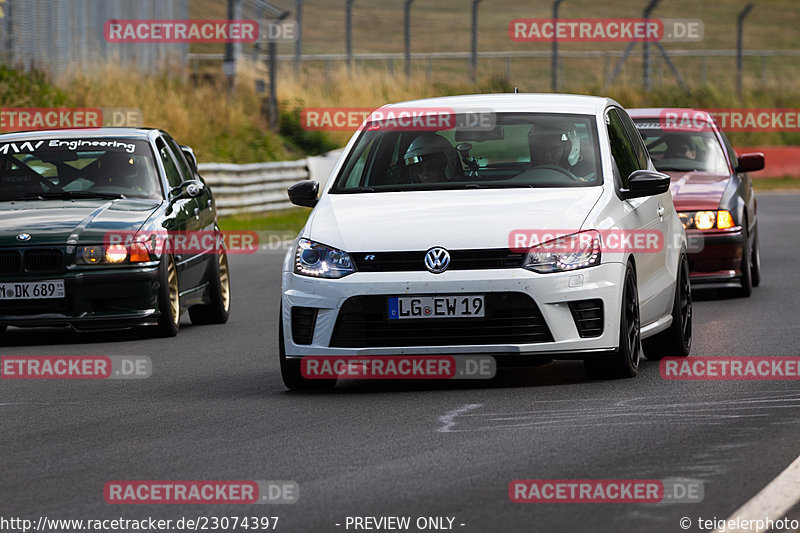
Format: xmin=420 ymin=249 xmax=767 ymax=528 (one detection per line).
xmin=218 ymin=208 xmax=311 ymax=233
xmin=752 ymin=177 xmax=800 ymax=191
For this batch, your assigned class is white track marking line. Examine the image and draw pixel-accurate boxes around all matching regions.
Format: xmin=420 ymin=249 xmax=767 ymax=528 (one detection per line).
xmin=437 ymin=403 xmax=482 ymax=432
xmin=714 ymin=453 xmax=800 ymax=533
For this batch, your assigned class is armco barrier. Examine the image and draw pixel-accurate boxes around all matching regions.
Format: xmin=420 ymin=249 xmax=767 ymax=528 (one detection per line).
xmin=198 ymin=159 xmax=309 ymax=216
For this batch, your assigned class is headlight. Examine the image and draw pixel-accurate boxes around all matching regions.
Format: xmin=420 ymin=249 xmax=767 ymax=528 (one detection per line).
xmin=77 ymin=245 xmax=104 ymax=264
xmin=77 ymin=244 xmax=151 ymax=265
xmin=105 ymin=244 xmax=127 ymax=263
xmin=679 ymin=210 xmax=736 ymax=230
xmin=695 ymin=211 xmax=716 ymax=230
xmin=294 ymin=238 xmax=356 ymax=278
xmin=522 ymin=230 xmax=601 ymax=273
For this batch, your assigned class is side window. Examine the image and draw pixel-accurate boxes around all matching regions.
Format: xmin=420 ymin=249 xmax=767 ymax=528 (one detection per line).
xmin=616 ymin=108 xmax=650 ymax=170
xmin=718 ymin=129 xmax=739 ymax=171
xmin=605 ymin=108 xmax=640 ymax=189
xmin=164 ymin=135 xmax=195 ymax=180
xmin=156 ymin=139 xmax=184 ymax=188
xmin=339 ymin=136 xmax=377 ymax=188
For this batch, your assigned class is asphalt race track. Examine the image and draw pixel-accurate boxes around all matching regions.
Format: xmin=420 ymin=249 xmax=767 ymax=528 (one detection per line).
xmin=2 ymin=193 xmax=799 ymax=533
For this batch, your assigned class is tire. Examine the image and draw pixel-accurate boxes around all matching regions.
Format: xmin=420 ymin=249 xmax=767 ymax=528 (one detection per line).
xmin=0 ymin=325 xmax=6 ymax=335
xmin=279 ymin=305 xmax=336 ymax=391
xmin=189 ymin=251 xmax=231 ymax=325
xmin=750 ymin=227 xmax=761 ymax=288
xmin=151 ymin=254 xmax=180 ymax=337
xmin=734 ymin=217 xmax=753 ymax=298
xmin=643 ymin=253 xmax=692 ymax=360
xmin=584 ymin=263 xmax=641 ymax=380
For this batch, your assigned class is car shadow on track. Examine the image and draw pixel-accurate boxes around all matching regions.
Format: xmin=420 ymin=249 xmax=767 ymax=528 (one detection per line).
xmin=0 ymin=325 xmax=158 ymax=347
xmin=691 ymin=287 xmax=750 ymax=301
xmin=284 ymin=361 xmax=596 ymax=395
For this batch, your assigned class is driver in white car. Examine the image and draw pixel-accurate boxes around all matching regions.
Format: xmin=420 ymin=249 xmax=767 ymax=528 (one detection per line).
xmin=403 ymin=133 xmax=463 ymax=184
xmin=528 ymin=119 xmax=593 ymax=180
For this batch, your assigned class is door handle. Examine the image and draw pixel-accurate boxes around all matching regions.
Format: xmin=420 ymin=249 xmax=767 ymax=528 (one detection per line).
xmin=657 ymin=205 xmax=665 ymax=217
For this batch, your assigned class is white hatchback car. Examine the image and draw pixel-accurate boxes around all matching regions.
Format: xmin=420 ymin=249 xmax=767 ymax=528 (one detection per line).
xmin=280 ymin=94 xmax=691 ymax=390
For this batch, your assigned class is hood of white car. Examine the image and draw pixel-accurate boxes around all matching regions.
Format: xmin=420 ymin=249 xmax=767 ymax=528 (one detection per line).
xmin=305 ymin=187 xmax=604 ymax=252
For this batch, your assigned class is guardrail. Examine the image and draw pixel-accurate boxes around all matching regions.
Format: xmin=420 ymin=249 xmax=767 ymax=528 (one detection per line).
xmin=199 ymin=160 xmax=308 ymax=216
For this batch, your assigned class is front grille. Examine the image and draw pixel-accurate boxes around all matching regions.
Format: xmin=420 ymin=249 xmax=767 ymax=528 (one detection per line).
xmin=291 ymin=306 xmax=318 ymax=345
xmin=352 ymin=249 xmax=526 ymax=272
xmin=330 ymin=292 xmax=553 ymax=348
xmin=23 ymin=249 xmax=64 ymax=273
xmin=0 ymin=250 xmax=22 ymax=274
xmin=568 ymin=299 xmax=604 ymax=338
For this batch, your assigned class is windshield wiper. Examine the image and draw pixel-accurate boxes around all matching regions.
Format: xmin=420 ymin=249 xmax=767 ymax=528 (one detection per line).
xmin=463 ymin=183 xmax=533 ymax=189
xmin=655 ymin=167 xmax=698 ymax=172
xmin=13 ymin=191 xmax=127 ymax=200
xmin=330 ymin=187 xmax=376 ymax=193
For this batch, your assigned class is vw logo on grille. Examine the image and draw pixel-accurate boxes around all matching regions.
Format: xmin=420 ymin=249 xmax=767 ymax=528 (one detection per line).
xmin=424 ymin=247 xmax=450 ymax=274
xmin=16 ymin=233 xmax=31 ymax=242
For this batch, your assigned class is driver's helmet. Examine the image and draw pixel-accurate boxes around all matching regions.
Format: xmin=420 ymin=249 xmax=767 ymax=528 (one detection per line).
xmin=96 ymin=151 xmax=140 ymax=188
xmin=403 ymin=134 xmax=459 ymax=183
xmin=528 ymin=118 xmax=581 ymax=168
xmin=665 ymin=138 xmax=695 ymax=159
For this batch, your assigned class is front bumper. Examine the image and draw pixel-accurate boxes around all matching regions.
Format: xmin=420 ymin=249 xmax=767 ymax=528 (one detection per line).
xmin=281 ymin=262 xmax=626 ymax=358
xmin=0 ymin=265 xmax=160 ymax=330
xmin=687 ymin=228 xmax=744 ymax=287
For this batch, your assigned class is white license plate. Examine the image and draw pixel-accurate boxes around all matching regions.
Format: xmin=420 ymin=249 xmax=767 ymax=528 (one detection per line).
xmin=388 ymin=295 xmax=484 ymax=320
xmin=0 ymin=280 xmax=65 ymax=300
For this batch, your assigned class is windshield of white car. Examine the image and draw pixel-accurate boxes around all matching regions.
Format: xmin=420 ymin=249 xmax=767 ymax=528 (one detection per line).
xmin=633 ymin=121 xmax=730 ymax=174
xmin=0 ymin=139 xmax=161 ymax=201
xmin=330 ymin=112 xmax=603 ymax=192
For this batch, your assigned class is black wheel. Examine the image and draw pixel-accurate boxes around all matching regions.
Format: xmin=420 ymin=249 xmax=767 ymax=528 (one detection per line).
xmin=151 ymin=254 xmax=180 ymax=337
xmin=279 ymin=305 xmax=336 ymax=391
xmin=750 ymin=227 xmax=761 ymax=288
xmin=189 ymin=251 xmax=231 ymax=325
xmin=584 ymin=263 xmax=641 ymax=379
xmin=643 ymin=253 xmax=692 ymax=360
xmin=734 ymin=216 xmax=753 ymax=298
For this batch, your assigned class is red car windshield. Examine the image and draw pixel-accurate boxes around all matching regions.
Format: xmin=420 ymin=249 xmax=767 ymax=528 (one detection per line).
xmin=633 ymin=120 xmax=729 ymax=173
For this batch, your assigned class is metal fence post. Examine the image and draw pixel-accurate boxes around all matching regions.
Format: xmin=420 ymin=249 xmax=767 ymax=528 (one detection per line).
xmin=737 ymin=3 xmax=754 ymax=98
xmin=642 ymin=0 xmax=659 ymax=90
xmin=224 ymin=0 xmax=242 ymax=92
xmin=404 ymin=0 xmax=415 ymax=79
xmin=551 ymin=0 xmax=564 ymax=92
xmin=294 ymin=0 xmax=303 ymax=76
xmin=470 ymin=0 xmax=481 ymax=83
xmin=346 ymin=0 xmax=354 ymax=71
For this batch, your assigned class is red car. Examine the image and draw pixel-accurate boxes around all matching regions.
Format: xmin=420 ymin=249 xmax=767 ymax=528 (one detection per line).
xmin=629 ymin=108 xmax=764 ymax=297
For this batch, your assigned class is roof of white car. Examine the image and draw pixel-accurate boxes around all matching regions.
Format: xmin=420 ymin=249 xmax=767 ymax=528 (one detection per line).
xmin=380 ymin=93 xmax=618 ymax=115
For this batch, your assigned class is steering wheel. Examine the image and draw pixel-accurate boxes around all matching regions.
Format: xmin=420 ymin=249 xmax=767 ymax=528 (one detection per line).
xmin=529 ymin=164 xmax=582 ymax=181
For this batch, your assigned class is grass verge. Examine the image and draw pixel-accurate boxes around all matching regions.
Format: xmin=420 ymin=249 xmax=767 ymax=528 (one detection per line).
xmin=218 ymin=208 xmax=311 ymax=233
xmin=752 ymin=177 xmax=800 ymax=191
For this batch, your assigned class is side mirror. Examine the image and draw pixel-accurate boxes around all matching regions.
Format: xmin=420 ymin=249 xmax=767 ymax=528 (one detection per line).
xmin=180 ymin=145 xmax=198 ymax=173
xmin=170 ymin=179 xmax=204 ymax=201
xmin=288 ymin=180 xmax=319 ymax=208
xmin=621 ymin=170 xmax=671 ymax=199
xmin=735 ymin=152 xmax=765 ymax=173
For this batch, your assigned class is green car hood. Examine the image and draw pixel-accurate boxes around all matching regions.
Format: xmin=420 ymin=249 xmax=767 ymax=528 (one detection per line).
xmin=0 ymin=199 xmax=162 ymax=246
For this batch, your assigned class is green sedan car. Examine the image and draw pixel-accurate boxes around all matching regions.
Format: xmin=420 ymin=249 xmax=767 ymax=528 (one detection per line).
xmin=0 ymin=128 xmax=230 ymax=337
